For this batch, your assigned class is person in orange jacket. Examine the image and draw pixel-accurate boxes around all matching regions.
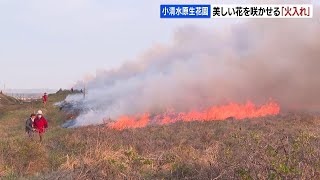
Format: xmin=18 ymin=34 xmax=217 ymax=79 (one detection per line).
xmin=42 ymin=93 xmax=48 ymax=106
xmin=33 ymin=110 xmax=48 ymax=142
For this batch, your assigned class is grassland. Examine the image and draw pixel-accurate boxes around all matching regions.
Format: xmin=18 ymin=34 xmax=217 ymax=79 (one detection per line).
xmin=0 ymin=91 xmax=319 ymax=179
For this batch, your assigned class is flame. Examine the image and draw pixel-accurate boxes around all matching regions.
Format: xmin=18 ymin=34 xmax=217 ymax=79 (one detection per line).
xmin=108 ymin=113 xmax=150 ymax=130
xmin=108 ymin=100 xmax=280 ymax=130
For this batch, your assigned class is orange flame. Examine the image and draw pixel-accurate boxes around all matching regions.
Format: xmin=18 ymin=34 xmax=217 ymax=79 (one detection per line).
xmin=108 ymin=100 xmax=280 ymax=130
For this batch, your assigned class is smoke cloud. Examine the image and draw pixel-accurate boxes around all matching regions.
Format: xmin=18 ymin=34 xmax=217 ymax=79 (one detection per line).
xmin=66 ymin=5 xmax=320 ymax=127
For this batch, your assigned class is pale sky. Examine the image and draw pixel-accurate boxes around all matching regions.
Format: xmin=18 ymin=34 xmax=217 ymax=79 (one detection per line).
xmin=0 ymin=0 xmax=222 ymax=89
xmin=1 ymin=0 xmax=316 ymax=89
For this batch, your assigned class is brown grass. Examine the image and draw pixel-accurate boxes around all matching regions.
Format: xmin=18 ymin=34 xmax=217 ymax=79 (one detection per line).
xmin=0 ymin=91 xmax=320 ymax=179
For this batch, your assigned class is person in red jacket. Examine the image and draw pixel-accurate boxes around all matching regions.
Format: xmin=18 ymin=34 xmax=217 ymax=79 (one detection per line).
xmin=42 ymin=93 xmax=48 ymax=106
xmin=33 ymin=110 xmax=48 ymax=142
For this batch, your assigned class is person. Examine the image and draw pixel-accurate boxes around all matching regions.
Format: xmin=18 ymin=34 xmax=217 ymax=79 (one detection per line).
xmin=42 ymin=93 xmax=48 ymax=106
xmin=71 ymin=87 xmax=74 ymax=92
xmin=33 ymin=110 xmax=48 ymax=142
xmin=25 ymin=113 xmax=36 ymax=138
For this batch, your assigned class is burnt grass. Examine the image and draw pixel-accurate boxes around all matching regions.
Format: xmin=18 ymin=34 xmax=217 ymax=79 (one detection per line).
xmin=0 ymin=92 xmax=320 ymax=179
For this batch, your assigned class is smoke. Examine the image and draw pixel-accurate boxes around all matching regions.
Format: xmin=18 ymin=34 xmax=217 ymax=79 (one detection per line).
xmin=66 ymin=5 xmax=320 ymax=127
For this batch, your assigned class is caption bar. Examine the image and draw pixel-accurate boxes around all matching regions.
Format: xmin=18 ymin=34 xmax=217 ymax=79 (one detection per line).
xmin=160 ymin=4 xmax=313 ymax=18
xmin=160 ymin=4 xmax=211 ymax=18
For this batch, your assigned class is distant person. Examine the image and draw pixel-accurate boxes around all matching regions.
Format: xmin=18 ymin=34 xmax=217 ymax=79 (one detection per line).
xmin=80 ymin=89 xmax=83 ymax=93
xmin=71 ymin=87 xmax=74 ymax=92
xmin=25 ymin=113 xmax=36 ymax=138
xmin=42 ymin=93 xmax=48 ymax=106
xmin=0 ymin=90 xmax=2 ymax=94
xmin=33 ymin=110 xmax=48 ymax=142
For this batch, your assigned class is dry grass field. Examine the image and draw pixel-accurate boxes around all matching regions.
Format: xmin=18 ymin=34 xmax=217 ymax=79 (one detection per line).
xmin=0 ymin=91 xmax=319 ymax=179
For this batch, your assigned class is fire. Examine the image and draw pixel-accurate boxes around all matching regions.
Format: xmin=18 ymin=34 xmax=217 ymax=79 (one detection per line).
xmin=108 ymin=100 xmax=280 ymax=130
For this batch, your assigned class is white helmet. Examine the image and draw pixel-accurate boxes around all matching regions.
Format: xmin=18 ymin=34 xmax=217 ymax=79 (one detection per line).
xmin=37 ymin=110 xmax=43 ymax=115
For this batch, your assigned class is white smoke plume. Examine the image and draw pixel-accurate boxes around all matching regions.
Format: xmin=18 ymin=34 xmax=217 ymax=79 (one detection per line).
xmin=66 ymin=5 xmax=320 ymax=127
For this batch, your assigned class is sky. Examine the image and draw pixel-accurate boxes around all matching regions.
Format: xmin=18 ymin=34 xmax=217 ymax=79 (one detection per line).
xmin=0 ymin=0 xmax=229 ymax=90
xmin=0 ymin=0 xmax=317 ymax=90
